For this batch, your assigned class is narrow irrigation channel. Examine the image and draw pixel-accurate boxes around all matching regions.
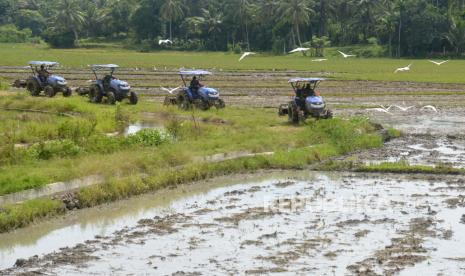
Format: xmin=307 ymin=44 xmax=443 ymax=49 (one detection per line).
xmin=2 ymin=171 xmax=465 ymax=275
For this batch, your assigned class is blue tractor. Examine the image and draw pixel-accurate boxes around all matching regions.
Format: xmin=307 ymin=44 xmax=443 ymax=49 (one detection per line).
xmin=88 ymin=64 xmax=138 ymax=105
xmin=25 ymin=61 xmax=72 ymax=97
xmin=278 ymin=78 xmax=333 ymax=123
xmin=166 ymin=70 xmax=225 ymax=110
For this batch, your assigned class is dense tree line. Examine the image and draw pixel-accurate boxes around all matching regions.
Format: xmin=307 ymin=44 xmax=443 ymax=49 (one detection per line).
xmin=1 ymin=0 xmax=465 ymax=57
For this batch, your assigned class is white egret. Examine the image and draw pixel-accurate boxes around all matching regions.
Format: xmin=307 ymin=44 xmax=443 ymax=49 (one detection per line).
xmin=160 ymin=86 xmax=181 ymax=94
xmin=239 ymin=52 xmax=256 ymax=61
xmin=337 ymin=51 xmax=356 ymax=58
xmin=428 ymin=60 xmax=449 ymax=66
xmin=394 ymin=64 xmax=412 ymax=73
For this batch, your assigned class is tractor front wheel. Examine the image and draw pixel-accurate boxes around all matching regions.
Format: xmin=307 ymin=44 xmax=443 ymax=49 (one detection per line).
xmin=129 ymin=91 xmax=138 ymax=105
xmin=288 ymin=101 xmax=302 ymax=124
xmin=215 ymin=99 xmax=226 ymax=109
xmin=89 ymin=85 xmax=103 ymax=103
xmin=107 ymin=91 xmax=116 ymax=105
xmin=63 ymin=87 xmax=72 ymax=97
xmin=44 ymin=85 xmax=56 ymax=98
xmin=323 ymin=109 xmax=333 ymax=119
xmin=27 ymin=79 xmax=40 ymax=96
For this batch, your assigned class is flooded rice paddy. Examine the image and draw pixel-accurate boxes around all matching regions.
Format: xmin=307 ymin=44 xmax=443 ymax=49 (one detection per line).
xmin=2 ymin=171 xmax=465 ymax=275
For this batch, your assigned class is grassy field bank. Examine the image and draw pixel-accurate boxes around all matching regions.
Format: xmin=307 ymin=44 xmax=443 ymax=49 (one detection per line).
xmin=0 ymin=91 xmax=384 ymax=232
xmin=1 ymin=43 xmax=464 ymax=83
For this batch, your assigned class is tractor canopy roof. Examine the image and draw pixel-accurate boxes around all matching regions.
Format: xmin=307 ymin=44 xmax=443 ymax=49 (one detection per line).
xmin=28 ymin=61 xmax=59 ymax=67
xmin=179 ymin=70 xmax=212 ymax=76
xmin=288 ymin=77 xmax=325 ymax=83
xmin=91 ymin=64 xmax=120 ymax=70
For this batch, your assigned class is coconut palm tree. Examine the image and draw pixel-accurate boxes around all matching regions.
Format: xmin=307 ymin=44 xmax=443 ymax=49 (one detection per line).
xmin=160 ymin=0 xmax=184 ymax=41
xmin=278 ymin=0 xmax=314 ymax=47
xmin=54 ymin=0 xmax=85 ymax=42
xmin=444 ymin=17 xmax=465 ymax=55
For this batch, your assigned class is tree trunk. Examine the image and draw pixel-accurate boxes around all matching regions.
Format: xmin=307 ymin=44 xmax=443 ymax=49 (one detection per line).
xmin=245 ymin=18 xmax=250 ymax=51
xmin=398 ymin=16 xmax=402 ymax=57
xmin=388 ymin=33 xmax=392 ymax=57
xmin=169 ymin=19 xmax=172 ymax=41
xmin=295 ymin=19 xmax=302 ymax=46
xmin=319 ymin=0 xmax=326 ymax=36
xmin=72 ymin=28 xmax=79 ymax=44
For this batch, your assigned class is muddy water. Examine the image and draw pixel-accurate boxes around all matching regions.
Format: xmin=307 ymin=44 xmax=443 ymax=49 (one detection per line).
xmin=3 ymin=171 xmax=465 ymax=275
xmin=360 ymin=135 xmax=465 ymax=168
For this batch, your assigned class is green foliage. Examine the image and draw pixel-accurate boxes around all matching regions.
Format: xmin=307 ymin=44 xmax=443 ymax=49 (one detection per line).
xmin=126 ymin=129 xmax=171 ymax=147
xmin=0 ymin=24 xmax=34 ymax=43
xmin=0 ymin=199 xmax=64 ymax=233
xmin=28 ymin=140 xmax=82 ymax=160
xmin=43 ymin=29 xmax=76 ymax=48
xmin=0 ymin=0 xmax=461 ymax=55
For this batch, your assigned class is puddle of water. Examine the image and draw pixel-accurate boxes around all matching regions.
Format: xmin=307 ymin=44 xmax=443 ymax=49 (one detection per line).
xmin=364 ymin=137 xmax=465 ymax=168
xmin=3 ymin=171 xmax=465 ymax=274
xmin=124 ymin=121 xmax=165 ymax=136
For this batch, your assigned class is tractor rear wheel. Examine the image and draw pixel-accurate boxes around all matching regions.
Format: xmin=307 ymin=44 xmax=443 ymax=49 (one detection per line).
xmin=129 ymin=91 xmax=138 ymax=105
xmin=195 ymin=100 xmax=210 ymax=110
xmin=27 ymin=79 xmax=40 ymax=96
xmin=89 ymin=85 xmax=103 ymax=103
xmin=63 ymin=87 xmax=72 ymax=97
xmin=177 ymin=93 xmax=191 ymax=110
xmin=107 ymin=91 xmax=116 ymax=105
xmin=288 ymin=101 xmax=301 ymax=124
xmin=44 ymin=85 xmax=56 ymax=98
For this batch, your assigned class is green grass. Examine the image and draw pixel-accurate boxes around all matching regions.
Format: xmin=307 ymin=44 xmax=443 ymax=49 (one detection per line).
xmin=0 ymin=199 xmax=64 ymax=233
xmin=0 ymin=92 xmax=383 ymax=196
xmin=1 ymin=43 xmax=465 ymax=83
xmin=358 ymin=161 xmax=463 ymax=174
xmin=0 ymin=85 xmax=385 ymax=232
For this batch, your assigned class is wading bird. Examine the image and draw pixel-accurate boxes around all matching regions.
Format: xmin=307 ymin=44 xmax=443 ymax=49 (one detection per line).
xmin=337 ymin=51 xmax=356 ymax=58
xmin=159 ymin=39 xmax=172 ymax=45
xmin=420 ymin=105 xmax=438 ymax=113
xmin=239 ymin=52 xmax=256 ymax=61
xmin=160 ymin=86 xmax=181 ymax=94
xmin=394 ymin=64 xmax=412 ymax=73
xmin=428 ymin=60 xmax=449 ymax=66
xmin=289 ymin=47 xmax=310 ymax=54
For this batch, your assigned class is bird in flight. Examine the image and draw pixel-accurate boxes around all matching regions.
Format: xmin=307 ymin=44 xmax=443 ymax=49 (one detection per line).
xmin=337 ymin=51 xmax=356 ymax=58
xmin=428 ymin=60 xmax=449 ymax=66
xmin=391 ymin=105 xmax=415 ymax=111
xmin=312 ymin=59 xmax=328 ymax=62
xmin=394 ymin=64 xmax=412 ymax=73
xmin=367 ymin=108 xmax=392 ymax=114
xmin=159 ymin=39 xmax=173 ymax=45
xmin=239 ymin=52 xmax=256 ymax=61
xmin=289 ymin=47 xmax=310 ymax=54
xmin=160 ymin=86 xmax=181 ymax=94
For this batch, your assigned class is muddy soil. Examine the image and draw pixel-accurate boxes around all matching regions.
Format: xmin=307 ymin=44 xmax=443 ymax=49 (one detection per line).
xmin=2 ymin=172 xmax=465 ymax=275
xmin=2 ymin=68 xmax=465 ymax=275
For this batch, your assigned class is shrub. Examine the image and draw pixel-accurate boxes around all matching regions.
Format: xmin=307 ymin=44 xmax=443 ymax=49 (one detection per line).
xmin=0 ymin=24 xmax=34 ymax=43
xmin=126 ymin=129 xmax=171 ymax=147
xmin=28 ymin=140 xmax=82 ymax=160
xmin=43 ymin=28 xmax=75 ymax=48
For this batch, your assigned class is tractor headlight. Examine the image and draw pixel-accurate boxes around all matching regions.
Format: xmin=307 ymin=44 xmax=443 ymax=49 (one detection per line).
xmin=119 ymin=83 xmax=130 ymax=90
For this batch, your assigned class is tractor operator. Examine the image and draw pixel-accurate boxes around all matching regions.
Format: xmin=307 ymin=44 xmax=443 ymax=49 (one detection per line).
xmin=302 ymin=83 xmax=315 ymax=98
xmin=37 ymin=64 xmax=50 ymax=82
xmin=190 ymin=76 xmax=201 ymax=96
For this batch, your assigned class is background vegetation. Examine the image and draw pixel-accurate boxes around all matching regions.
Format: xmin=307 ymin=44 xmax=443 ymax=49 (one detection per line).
xmin=1 ymin=0 xmax=465 ymax=57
